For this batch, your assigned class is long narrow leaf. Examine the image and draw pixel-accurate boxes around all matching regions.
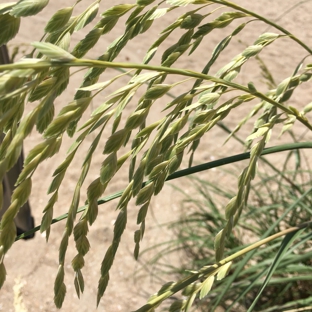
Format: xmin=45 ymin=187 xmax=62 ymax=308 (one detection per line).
xmin=247 ymin=228 xmax=306 ymax=311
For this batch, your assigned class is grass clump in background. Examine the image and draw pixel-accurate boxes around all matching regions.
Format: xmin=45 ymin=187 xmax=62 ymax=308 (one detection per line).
xmin=147 ymin=144 xmax=312 ymax=311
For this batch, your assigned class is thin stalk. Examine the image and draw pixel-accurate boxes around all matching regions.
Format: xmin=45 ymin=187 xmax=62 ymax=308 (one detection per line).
xmin=211 ymin=0 xmax=312 ymax=55
xmin=1 ymin=59 xmax=312 ymax=130
xmin=15 ymin=141 xmax=312 ymax=240
xmin=167 ymin=142 xmax=312 ymax=181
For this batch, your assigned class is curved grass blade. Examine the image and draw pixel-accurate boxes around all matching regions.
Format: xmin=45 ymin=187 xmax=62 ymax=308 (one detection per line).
xmin=246 ymin=227 xmax=307 ymax=312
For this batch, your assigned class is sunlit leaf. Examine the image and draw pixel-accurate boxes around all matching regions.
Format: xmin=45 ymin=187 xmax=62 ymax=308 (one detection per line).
xmin=216 ymin=261 xmax=232 ymax=280
xmin=199 ymin=275 xmax=214 ymax=299
xmin=11 ymin=0 xmax=49 ymax=17
xmin=102 ymin=4 xmax=136 ymax=17
xmin=75 ymin=0 xmax=99 ymax=31
xmin=32 ymin=41 xmax=76 ymax=60
xmin=45 ymin=6 xmax=73 ymax=33
xmin=0 ymin=2 xmax=16 ymax=15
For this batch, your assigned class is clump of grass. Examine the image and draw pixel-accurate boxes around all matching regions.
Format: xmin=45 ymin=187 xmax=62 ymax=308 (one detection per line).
xmin=148 ymin=146 xmax=312 ymax=311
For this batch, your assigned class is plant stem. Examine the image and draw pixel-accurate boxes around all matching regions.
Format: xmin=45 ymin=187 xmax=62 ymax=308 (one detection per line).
xmin=15 ymin=141 xmax=312 ymax=241
xmin=211 ymin=0 xmax=312 ymax=55
xmin=1 ymin=59 xmax=312 ymax=130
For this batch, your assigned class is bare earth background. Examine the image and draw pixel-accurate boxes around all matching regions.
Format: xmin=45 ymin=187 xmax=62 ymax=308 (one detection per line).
xmin=1 ymin=1 xmax=312 ymax=311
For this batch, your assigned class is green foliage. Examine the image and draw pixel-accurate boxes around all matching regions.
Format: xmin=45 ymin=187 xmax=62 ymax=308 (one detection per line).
xmin=149 ymin=148 xmax=312 ymax=311
xmin=0 ymin=0 xmax=312 ymax=311
xmin=0 ymin=13 xmax=20 ymax=46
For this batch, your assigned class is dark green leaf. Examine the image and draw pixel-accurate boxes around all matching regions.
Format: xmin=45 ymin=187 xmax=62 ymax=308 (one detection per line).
xmin=0 ymin=14 xmax=20 ymax=45
xmin=247 ymin=228 xmax=306 ymax=311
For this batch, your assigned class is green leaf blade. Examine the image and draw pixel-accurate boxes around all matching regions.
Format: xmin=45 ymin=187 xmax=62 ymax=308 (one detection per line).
xmin=11 ymin=0 xmax=49 ymax=17
xmin=0 ymin=14 xmax=20 ymax=45
xmin=44 ymin=6 xmax=73 ymax=33
xmin=32 ymin=42 xmax=76 ymax=61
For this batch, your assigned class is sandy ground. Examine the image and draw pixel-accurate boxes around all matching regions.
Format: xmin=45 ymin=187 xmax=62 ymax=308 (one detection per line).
xmin=1 ymin=0 xmax=312 ymax=311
